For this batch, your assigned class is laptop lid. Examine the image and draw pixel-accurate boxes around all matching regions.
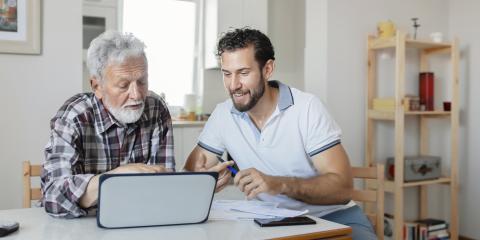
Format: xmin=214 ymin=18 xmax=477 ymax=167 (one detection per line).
xmin=97 ymin=172 xmax=218 ymax=229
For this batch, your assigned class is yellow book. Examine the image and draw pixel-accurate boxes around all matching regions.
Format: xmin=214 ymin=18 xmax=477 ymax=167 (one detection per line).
xmin=373 ymin=98 xmax=395 ymax=111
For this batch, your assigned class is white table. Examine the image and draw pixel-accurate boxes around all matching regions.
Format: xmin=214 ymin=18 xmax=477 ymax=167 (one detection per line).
xmin=0 ymin=207 xmax=351 ymax=240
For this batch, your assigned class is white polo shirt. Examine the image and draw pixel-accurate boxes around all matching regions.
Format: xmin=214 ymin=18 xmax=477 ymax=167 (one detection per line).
xmin=198 ymin=81 xmax=351 ymax=216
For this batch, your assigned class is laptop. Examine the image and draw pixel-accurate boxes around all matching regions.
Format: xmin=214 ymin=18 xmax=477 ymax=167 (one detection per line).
xmin=97 ymin=172 xmax=218 ymax=229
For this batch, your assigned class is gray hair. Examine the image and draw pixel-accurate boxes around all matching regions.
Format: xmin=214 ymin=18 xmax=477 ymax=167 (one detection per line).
xmin=86 ymin=30 xmax=147 ymax=81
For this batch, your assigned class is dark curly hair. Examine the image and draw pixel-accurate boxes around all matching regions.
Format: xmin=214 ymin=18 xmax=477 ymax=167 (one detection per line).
xmin=216 ymin=28 xmax=275 ymax=70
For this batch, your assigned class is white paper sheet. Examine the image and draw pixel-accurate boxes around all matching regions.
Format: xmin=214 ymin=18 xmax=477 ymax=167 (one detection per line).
xmin=209 ymin=200 xmax=308 ymax=221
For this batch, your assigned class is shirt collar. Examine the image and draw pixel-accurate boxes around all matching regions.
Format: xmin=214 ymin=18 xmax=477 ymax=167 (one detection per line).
xmin=92 ymin=96 xmax=115 ymax=134
xmin=275 ymin=80 xmax=294 ymax=111
xmin=230 ymin=80 xmax=294 ymax=115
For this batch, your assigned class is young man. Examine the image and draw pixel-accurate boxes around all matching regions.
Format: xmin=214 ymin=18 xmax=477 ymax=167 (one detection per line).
xmin=185 ymin=28 xmax=376 ymax=239
xmin=41 ymin=31 xmax=174 ymax=218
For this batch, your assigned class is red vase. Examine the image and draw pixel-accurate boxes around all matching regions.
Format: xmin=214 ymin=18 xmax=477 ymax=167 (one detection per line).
xmin=419 ymin=72 xmax=434 ymax=111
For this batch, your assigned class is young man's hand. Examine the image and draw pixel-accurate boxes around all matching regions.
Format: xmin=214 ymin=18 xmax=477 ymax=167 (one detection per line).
xmin=184 ymin=146 xmax=235 ymax=192
xmin=234 ymin=168 xmax=286 ymax=199
xmin=202 ymin=161 xmax=234 ymax=192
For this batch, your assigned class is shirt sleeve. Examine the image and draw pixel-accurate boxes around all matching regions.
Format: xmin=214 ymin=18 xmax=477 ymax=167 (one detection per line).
xmin=197 ymin=104 xmax=226 ymax=155
xmin=304 ymin=96 xmax=342 ymax=157
xmin=41 ymin=118 xmax=94 ymax=218
xmin=148 ymin=95 xmax=175 ymax=171
xmin=149 ymin=100 xmax=175 ymax=171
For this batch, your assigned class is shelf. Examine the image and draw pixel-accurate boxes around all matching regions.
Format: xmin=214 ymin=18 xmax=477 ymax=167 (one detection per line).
xmin=366 ymin=30 xmax=459 ymax=239
xmin=366 ymin=177 xmax=452 ymax=193
xmin=369 ymin=36 xmax=452 ymax=51
xmin=402 ymin=177 xmax=451 ymax=187
xmin=368 ymin=109 xmax=451 ymax=120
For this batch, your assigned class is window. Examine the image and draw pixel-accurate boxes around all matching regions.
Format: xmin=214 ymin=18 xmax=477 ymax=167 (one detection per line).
xmin=122 ymin=0 xmax=200 ymax=107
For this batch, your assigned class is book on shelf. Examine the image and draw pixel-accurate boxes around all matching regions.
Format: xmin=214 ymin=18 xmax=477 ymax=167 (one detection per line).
xmin=427 ymin=229 xmax=449 ymax=239
xmin=373 ymin=97 xmax=395 ymax=111
xmin=415 ymin=218 xmax=448 ymax=231
xmin=372 ymin=96 xmax=420 ymax=112
xmin=404 ymin=222 xmax=419 ymax=240
xmin=384 ymin=215 xmax=450 ymax=240
xmin=415 ymin=218 xmax=449 ymax=240
xmin=384 ymin=214 xmax=419 ymax=240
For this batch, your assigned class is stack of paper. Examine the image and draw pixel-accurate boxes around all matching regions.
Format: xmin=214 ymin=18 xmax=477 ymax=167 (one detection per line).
xmin=209 ymin=200 xmax=308 ymax=221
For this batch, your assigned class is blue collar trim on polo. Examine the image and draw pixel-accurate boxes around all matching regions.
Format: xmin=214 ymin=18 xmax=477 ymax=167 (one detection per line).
xmin=230 ymin=80 xmax=294 ymax=115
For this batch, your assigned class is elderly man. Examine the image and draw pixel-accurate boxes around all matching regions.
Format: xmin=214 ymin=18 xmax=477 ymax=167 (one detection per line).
xmin=41 ymin=31 xmax=174 ymax=218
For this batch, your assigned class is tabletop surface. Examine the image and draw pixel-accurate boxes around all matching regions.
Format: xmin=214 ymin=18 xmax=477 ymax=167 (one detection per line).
xmin=0 ymin=207 xmax=351 ymax=240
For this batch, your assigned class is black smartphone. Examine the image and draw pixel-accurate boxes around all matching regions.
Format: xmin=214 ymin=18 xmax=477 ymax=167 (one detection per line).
xmin=0 ymin=221 xmax=19 ymax=237
xmin=254 ymin=216 xmax=316 ymax=227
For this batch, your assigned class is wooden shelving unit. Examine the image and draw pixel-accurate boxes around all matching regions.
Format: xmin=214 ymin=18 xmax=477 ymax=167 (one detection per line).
xmin=366 ymin=31 xmax=459 ymax=240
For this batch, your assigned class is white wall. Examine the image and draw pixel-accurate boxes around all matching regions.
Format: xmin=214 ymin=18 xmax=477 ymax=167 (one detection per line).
xmin=201 ymin=69 xmax=228 ymax=114
xmin=304 ymin=0 xmax=327 ymax=102
xmin=201 ymin=0 xmax=306 ymax=114
xmin=0 ymin=0 xmax=82 ymax=210
xmin=449 ymin=0 xmax=480 ymax=238
xmin=268 ymin=0 xmax=305 ymax=90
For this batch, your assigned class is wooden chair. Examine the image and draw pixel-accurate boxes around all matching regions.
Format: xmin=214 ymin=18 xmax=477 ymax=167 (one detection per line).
xmin=351 ymin=164 xmax=385 ymax=239
xmin=23 ymin=161 xmax=42 ymax=208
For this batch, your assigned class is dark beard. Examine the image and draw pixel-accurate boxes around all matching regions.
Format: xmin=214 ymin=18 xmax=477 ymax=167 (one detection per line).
xmin=231 ymin=76 xmax=266 ymax=112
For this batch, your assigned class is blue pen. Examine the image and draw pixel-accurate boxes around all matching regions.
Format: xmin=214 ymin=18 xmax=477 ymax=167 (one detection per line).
xmin=216 ymin=156 xmax=238 ymax=176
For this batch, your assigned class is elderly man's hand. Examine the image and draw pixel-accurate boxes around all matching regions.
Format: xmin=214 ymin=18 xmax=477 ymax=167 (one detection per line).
xmin=109 ymin=163 xmax=167 ymax=174
xmin=234 ymin=168 xmax=285 ymax=199
xmin=79 ymin=163 xmax=167 ymax=208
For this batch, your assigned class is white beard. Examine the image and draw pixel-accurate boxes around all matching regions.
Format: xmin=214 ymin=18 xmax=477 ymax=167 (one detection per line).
xmin=104 ymin=98 xmax=145 ymax=125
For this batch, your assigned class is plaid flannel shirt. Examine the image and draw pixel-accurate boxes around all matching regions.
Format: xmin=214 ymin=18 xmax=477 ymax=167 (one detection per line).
xmin=41 ymin=92 xmax=175 ymax=218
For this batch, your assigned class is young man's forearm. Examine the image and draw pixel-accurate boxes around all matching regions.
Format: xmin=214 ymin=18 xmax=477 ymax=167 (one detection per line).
xmin=280 ymin=173 xmax=352 ymax=205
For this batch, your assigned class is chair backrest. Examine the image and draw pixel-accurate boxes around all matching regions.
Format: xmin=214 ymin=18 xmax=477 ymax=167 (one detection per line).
xmin=23 ymin=161 xmax=42 ymax=208
xmin=351 ymin=164 xmax=384 ymax=239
